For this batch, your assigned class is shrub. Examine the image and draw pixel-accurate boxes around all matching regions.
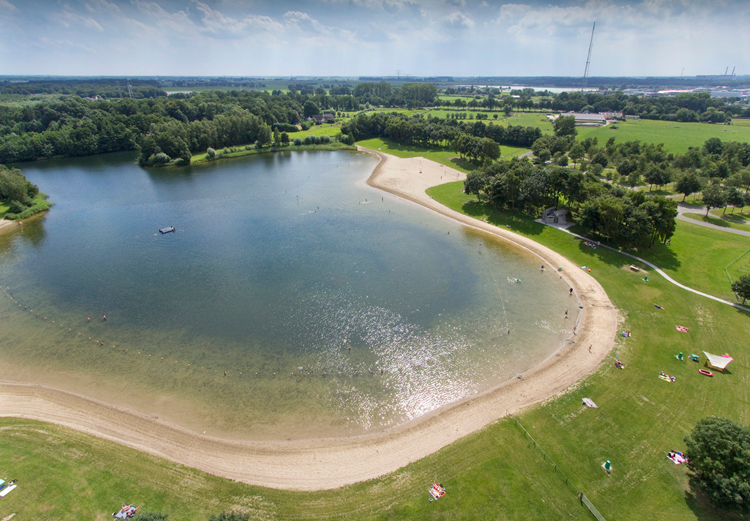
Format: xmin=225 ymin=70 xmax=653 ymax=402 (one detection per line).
xmin=339 ymin=133 xmax=355 ymax=146
xmin=273 ymin=123 xmax=299 ymax=133
xmin=206 ymin=147 xmax=216 ymax=159
xmin=148 ymin=153 xmax=171 ymax=166
xmin=293 ymin=138 xmax=303 ymax=146
xmin=320 ymin=135 xmax=331 ymax=144
xmin=8 ymin=200 xmax=27 ymax=213
xmin=254 ymin=140 xmax=263 ymax=149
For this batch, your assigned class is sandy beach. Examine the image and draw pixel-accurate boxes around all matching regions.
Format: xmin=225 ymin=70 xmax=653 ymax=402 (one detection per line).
xmin=0 ymin=149 xmax=619 ymax=491
xmin=0 ymin=219 xmax=16 ymax=235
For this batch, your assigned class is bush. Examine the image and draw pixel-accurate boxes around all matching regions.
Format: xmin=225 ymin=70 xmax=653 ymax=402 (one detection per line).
xmin=273 ymin=123 xmax=299 ymax=133
xmin=206 ymin=147 xmax=216 ymax=159
xmin=254 ymin=140 xmax=263 ymax=149
xmin=339 ymin=133 xmax=355 ymax=146
xmin=8 ymin=199 xmax=27 ymax=213
xmin=293 ymin=138 xmax=303 ymax=146
xmin=320 ymin=135 xmax=331 ymax=144
xmin=148 ymin=153 xmax=171 ymax=166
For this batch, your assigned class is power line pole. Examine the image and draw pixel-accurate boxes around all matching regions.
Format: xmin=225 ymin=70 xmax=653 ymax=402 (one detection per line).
xmin=581 ymin=22 xmax=596 ymax=93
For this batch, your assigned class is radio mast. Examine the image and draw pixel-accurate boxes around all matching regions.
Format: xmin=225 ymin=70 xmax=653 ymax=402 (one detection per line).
xmin=581 ymin=22 xmax=596 ymax=92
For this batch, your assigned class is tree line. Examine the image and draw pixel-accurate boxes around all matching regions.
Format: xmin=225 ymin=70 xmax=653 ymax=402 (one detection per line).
xmin=436 ymin=91 xmax=749 ymax=122
xmin=341 ymin=112 xmax=542 ymax=164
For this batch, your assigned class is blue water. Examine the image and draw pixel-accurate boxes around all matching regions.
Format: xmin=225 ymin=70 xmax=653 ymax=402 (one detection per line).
xmin=0 ymin=150 xmax=577 ymax=439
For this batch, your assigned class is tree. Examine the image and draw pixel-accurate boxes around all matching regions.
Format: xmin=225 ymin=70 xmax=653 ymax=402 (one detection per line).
xmin=303 ymin=100 xmax=320 ymax=119
xmin=206 ymin=147 xmax=216 ymax=159
xmin=675 ymin=173 xmax=703 ymax=202
xmin=481 ymin=139 xmax=500 ymax=162
xmin=280 ymin=132 xmax=290 ymax=146
xmin=726 ymin=188 xmax=745 ymax=214
xmin=732 ymin=274 xmax=750 ymax=305
xmin=257 ymin=124 xmax=272 ymax=147
xmin=553 ymin=115 xmax=577 ymax=137
xmin=568 ymin=143 xmax=585 ymax=168
xmin=684 ymin=416 xmax=750 ymax=510
xmin=701 ymin=184 xmax=727 ymax=216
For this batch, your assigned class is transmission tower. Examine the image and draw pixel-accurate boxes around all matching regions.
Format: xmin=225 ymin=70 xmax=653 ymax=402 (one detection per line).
xmin=581 ymin=22 xmax=596 ymax=92
xmin=126 ymin=78 xmax=134 ymax=100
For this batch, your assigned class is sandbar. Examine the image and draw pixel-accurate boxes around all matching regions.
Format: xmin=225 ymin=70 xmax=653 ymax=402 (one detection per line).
xmin=0 ymin=149 xmax=619 ymax=491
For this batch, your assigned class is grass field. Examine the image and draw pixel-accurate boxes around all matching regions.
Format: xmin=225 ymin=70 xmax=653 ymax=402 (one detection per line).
xmin=0 ymin=200 xmax=8 ymax=219
xmin=577 ymin=119 xmax=750 ymax=154
xmin=682 ymin=212 xmax=750 ymax=233
xmin=4 ymin=172 xmax=750 ymax=520
xmin=356 ymin=137 xmax=528 ymax=173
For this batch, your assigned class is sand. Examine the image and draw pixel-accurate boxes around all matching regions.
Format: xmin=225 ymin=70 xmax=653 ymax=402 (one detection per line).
xmin=0 ymin=220 xmax=16 ymax=235
xmin=0 ymin=149 xmax=619 ymax=491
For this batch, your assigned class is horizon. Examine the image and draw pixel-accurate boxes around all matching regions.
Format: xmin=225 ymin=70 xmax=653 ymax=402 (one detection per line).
xmin=0 ymin=0 xmax=748 ymax=77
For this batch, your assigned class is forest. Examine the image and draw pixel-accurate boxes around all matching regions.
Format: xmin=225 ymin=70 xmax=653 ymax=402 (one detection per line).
xmin=341 ymin=112 xmax=542 ymax=164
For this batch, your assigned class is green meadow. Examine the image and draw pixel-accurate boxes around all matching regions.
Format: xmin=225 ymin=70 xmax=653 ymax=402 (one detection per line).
xmin=683 ymin=213 xmax=750 ymax=233
xmin=576 ymin=118 xmax=750 ymax=154
xmin=3 ymin=173 xmax=750 ymax=520
xmin=356 ymin=137 xmax=528 ymax=173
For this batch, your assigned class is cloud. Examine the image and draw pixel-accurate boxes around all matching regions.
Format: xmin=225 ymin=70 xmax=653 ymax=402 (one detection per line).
xmin=283 ymin=11 xmax=326 ymax=33
xmin=51 ymin=10 xmax=105 ymax=31
xmin=84 ymin=0 xmax=121 ymax=14
xmin=0 ymin=0 xmax=16 ymax=11
xmin=192 ymin=2 xmax=284 ymax=35
xmin=445 ymin=11 xmax=474 ymax=29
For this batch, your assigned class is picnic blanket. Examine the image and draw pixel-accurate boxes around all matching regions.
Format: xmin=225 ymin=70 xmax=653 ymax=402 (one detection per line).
xmin=582 ymin=398 xmax=598 ymax=408
xmin=667 ymin=451 xmax=688 ymax=465
xmin=675 ymin=325 xmax=689 ymax=332
xmin=0 ymin=484 xmax=16 ymax=497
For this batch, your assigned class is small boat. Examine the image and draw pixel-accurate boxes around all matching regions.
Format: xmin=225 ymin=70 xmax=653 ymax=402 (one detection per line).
xmin=699 ymin=369 xmax=713 ymax=377
xmin=159 ymin=226 xmax=175 ymax=234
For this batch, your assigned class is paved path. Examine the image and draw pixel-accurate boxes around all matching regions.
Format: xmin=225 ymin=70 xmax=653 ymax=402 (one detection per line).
xmin=548 ymin=224 xmax=750 ymax=313
xmin=675 ymin=203 xmax=750 ymax=237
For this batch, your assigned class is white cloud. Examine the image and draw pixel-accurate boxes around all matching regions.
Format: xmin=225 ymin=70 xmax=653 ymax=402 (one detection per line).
xmin=51 ymin=10 xmax=105 ymax=31
xmin=283 ymin=11 xmax=326 ymax=33
xmin=192 ymin=2 xmax=284 ymax=35
xmin=445 ymin=11 xmax=474 ymax=29
xmin=0 ymin=0 xmax=16 ymax=11
xmin=84 ymin=0 xmax=121 ymax=14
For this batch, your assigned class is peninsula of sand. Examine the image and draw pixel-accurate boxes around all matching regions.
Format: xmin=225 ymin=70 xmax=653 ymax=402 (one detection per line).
xmin=0 ymin=148 xmax=619 ymax=491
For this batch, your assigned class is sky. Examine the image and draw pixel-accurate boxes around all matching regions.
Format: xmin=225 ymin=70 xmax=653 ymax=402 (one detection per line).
xmin=0 ymin=0 xmax=748 ymax=77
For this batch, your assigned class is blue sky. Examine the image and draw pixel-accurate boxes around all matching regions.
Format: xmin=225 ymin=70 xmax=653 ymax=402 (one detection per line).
xmin=1 ymin=0 xmax=748 ymax=77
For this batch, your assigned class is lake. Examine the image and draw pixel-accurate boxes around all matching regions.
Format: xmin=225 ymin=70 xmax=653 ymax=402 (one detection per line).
xmin=0 ymin=150 xmax=577 ymax=440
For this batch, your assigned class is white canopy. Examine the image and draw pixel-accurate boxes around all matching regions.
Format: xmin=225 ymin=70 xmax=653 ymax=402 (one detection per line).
xmin=703 ymin=352 xmax=734 ymax=371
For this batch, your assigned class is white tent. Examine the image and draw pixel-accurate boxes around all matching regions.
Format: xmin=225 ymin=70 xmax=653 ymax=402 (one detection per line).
xmin=703 ymin=352 xmax=734 ymax=372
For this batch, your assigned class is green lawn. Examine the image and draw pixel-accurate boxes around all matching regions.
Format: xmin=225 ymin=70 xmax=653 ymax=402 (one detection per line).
xmin=682 ymin=212 xmax=750 ymax=233
xmin=0 ymin=200 xmax=8 ymax=219
xmin=356 ymin=137 xmax=528 ymax=174
xmin=576 ymin=119 xmax=750 ymax=154
xmin=709 ymin=206 xmax=750 ymax=223
xmin=3 ymin=175 xmax=750 ymax=520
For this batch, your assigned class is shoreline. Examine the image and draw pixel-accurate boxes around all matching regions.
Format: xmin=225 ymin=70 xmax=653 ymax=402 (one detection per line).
xmin=0 ymin=149 xmax=619 ymax=491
